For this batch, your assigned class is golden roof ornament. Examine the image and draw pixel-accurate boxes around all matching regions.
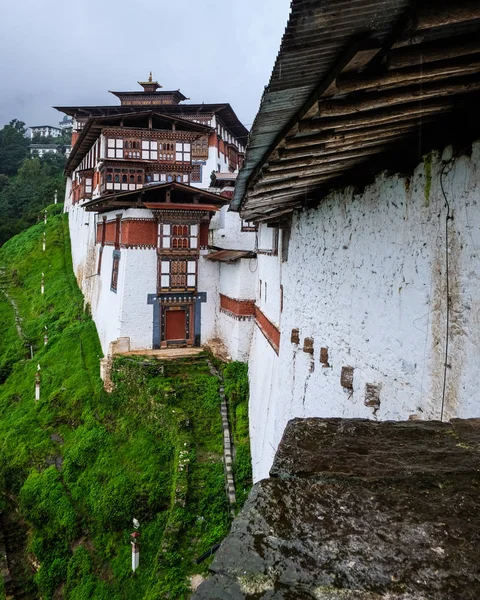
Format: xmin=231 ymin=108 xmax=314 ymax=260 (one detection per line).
xmin=138 ymin=72 xmax=162 ymax=92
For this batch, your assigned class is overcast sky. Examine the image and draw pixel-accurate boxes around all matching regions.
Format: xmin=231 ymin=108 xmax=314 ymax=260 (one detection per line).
xmin=0 ymin=0 xmax=291 ymax=130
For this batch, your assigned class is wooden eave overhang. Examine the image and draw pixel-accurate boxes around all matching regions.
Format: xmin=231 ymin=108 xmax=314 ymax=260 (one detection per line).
xmin=83 ymin=182 xmax=229 ymax=213
xmin=234 ymin=0 xmax=480 ymax=221
xmin=65 ymin=111 xmax=212 ymax=176
xmin=109 ymin=90 xmax=188 ymax=103
xmin=54 ymin=103 xmax=249 ymax=146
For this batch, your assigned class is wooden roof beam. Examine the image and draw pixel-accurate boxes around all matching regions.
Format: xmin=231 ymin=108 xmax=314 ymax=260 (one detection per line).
xmin=259 ymin=159 xmax=369 ymax=182
xmin=252 ymin=171 xmax=348 ymax=195
xmin=317 ymin=76 xmax=480 ymax=117
xmin=299 ymin=99 xmax=453 ymax=133
xmin=285 ymin=117 xmax=433 ymax=151
xmin=387 ymin=34 xmax=480 ymax=70
xmin=415 ymin=1 xmax=480 ymax=30
xmin=336 ymin=55 xmax=480 ymax=95
xmin=277 ymin=137 xmax=410 ymax=165
xmin=271 ymin=147 xmax=390 ymax=171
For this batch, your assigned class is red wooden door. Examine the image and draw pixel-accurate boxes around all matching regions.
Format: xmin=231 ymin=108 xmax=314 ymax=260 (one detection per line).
xmin=165 ymin=310 xmax=186 ymax=341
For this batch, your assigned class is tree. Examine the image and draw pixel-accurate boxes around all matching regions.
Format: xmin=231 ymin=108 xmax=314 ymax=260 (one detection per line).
xmin=0 ymin=120 xmax=29 ymax=176
xmin=0 ymin=155 xmax=66 ymax=246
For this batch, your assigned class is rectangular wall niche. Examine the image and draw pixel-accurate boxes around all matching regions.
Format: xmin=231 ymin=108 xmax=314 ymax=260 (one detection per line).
xmin=320 ymin=347 xmax=330 ymax=367
xmin=365 ymin=383 xmax=381 ymax=407
xmin=303 ymin=337 xmax=314 ymax=354
xmin=341 ymin=366 xmax=354 ymax=390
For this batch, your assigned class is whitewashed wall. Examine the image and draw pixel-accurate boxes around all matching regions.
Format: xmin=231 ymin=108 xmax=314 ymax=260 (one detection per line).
xmin=249 ymin=142 xmax=480 ymax=481
xmin=210 ymin=208 xmax=256 ymax=251
xmin=119 ymin=248 xmax=156 ymax=350
xmin=91 ymin=244 xmax=124 ymax=355
xmin=216 ymin=259 xmax=257 ymax=361
xmin=219 ymin=259 xmax=257 ymax=299
xmin=198 ymin=250 xmax=220 ymax=343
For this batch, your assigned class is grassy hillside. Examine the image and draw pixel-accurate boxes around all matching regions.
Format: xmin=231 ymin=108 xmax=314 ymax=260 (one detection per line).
xmin=0 ymin=207 xmax=251 ymax=599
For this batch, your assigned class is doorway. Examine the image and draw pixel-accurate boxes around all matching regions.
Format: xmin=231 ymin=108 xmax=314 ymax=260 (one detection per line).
xmin=165 ymin=309 xmax=187 ymax=343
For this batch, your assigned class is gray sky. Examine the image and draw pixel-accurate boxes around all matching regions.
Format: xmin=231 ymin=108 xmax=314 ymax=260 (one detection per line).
xmin=0 ymin=0 xmax=291 ymax=130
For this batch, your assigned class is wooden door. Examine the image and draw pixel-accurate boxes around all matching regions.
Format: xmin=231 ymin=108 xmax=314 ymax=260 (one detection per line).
xmin=165 ymin=309 xmax=186 ymax=341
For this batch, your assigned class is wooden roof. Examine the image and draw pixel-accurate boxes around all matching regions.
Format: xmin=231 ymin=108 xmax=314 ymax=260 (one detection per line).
xmin=65 ymin=111 xmax=211 ymax=176
xmin=234 ymin=0 xmax=480 ymax=221
xmin=54 ymin=103 xmax=249 ymax=145
xmin=83 ymin=181 xmax=229 ymax=213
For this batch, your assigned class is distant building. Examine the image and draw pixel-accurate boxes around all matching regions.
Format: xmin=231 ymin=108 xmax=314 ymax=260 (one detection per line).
xmin=29 ymin=143 xmax=71 ymax=158
xmin=29 ymin=125 xmax=62 ymax=139
xmin=59 ymin=115 xmax=73 ymax=131
xmin=29 ymin=144 xmax=59 ymax=157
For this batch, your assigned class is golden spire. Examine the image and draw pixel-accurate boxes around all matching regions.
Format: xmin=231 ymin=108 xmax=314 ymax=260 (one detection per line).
xmin=148 ymin=71 xmax=153 ymax=83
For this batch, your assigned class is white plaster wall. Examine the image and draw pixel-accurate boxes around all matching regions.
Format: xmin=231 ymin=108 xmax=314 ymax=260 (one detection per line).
xmin=119 ymin=248 xmax=156 ymax=350
xmin=256 ymin=246 xmax=283 ymax=328
xmin=248 ymin=325 xmax=280 ymax=481
xmin=248 ymin=142 xmax=480 ymax=481
xmin=67 ymin=201 xmax=97 ymax=301
xmin=198 ymin=250 xmax=220 ymax=343
xmin=217 ymin=312 xmax=254 ymax=362
xmin=92 ymin=245 xmax=124 ymax=355
xmin=219 ymin=259 xmax=257 ymax=300
xmin=210 ymin=209 xmax=256 ymax=250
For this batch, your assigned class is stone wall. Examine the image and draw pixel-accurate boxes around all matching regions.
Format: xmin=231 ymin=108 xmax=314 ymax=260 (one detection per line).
xmin=194 ymin=417 xmax=480 ymax=599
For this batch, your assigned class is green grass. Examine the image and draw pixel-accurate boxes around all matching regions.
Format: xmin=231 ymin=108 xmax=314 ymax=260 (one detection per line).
xmin=0 ymin=208 xmax=250 ymax=599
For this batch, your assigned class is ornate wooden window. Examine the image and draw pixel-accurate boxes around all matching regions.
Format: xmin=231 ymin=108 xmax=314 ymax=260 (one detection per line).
xmin=191 ymin=164 xmax=202 ymax=182
xmin=158 ymin=142 xmax=175 ymax=162
xmin=159 ymin=224 xmax=198 ymax=250
xmin=107 ymin=138 xmax=123 ymax=159
xmin=159 ymin=259 xmax=197 ymax=291
xmin=124 ymin=140 xmax=141 ymax=159
xmin=192 ymin=137 xmax=209 ymax=160
xmin=175 ymin=142 xmax=191 ymax=163
xmin=103 ymin=168 xmax=144 ymax=192
xmin=142 ymin=140 xmax=158 ymax=160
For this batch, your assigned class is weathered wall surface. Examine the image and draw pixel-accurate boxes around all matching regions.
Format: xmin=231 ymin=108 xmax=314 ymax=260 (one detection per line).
xmin=249 ymin=142 xmax=480 ymax=481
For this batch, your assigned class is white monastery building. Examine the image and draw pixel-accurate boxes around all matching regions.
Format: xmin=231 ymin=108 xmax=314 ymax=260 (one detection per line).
xmin=57 ymin=75 xmax=256 ymax=363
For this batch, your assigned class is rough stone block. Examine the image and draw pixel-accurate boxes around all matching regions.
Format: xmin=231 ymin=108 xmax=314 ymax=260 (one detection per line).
xmin=290 ymin=328 xmax=299 ymax=344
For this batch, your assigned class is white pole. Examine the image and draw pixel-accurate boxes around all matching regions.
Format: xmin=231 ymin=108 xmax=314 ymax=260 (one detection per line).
xmin=44 ymin=210 xmax=47 ymax=225
xmin=54 ymin=189 xmax=58 ymax=204
xmin=41 ymin=273 xmax=45 ymax=295
xmin=131 ymin=541 xmax=139 ymax=572
xmin=131 ymin=528 xmax=140 ymax=573
xmin=35 ymin=365 xmax=41 ymax=401
xmin=44 ymin=326 xmax=48 ymax=345
xmin=42 ymin=232 xmax=46 ymax=252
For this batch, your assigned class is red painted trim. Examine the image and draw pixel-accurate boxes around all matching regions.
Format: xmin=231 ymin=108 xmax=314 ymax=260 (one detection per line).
xmin=254 ymin=307 xmax=280 ymax=355
xmin=220 ymin=294 xmax=255 ymax=317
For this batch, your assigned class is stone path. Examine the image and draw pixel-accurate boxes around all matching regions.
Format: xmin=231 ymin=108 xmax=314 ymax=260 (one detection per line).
xmin=207 ymin=359 xmax=236 ymax=512
xmin=118 ymin=347 xmax=205 ymax=360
